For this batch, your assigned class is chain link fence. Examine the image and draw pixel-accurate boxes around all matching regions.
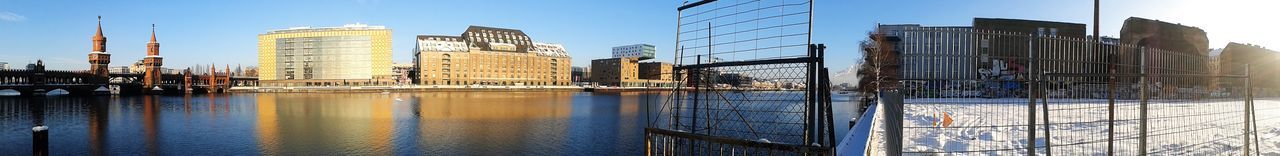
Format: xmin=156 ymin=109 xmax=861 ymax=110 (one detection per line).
xmin=866 ymin=28 xmax=1272 ymax=155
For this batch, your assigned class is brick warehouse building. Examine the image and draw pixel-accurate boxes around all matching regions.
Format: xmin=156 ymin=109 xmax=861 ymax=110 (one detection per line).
xmin=414 ymin=26 xmax=572 ymax=86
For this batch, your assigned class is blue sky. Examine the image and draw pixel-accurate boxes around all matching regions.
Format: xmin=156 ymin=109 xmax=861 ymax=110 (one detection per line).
xmin=0 ymin=0 xmax=1275 ymax=72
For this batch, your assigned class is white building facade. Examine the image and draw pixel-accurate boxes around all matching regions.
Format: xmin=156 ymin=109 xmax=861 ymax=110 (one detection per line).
xmin=611 ymin=44 xmax=655 ymax=60
xmin=879 ymin=24 xmax=977 ymax=80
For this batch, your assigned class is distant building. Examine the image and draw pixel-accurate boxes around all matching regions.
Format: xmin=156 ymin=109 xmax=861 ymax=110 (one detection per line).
xmin=591 ymin=57 xmax=675 ymax=87
xmin=612 ymin=44 xmax=656 ymax=60
xmin=231 ymin=65 xmax=245 ymax=76
xmin=392 ymin=63 xmax=415 ymax=85
xmin=121 ymin=59 xmax=178 ymax=74
xmin=877 ymin=24 xmax=976 ymax=80
xmin=0 ymin=62 xmax=8 ymax=70
xmin=638 ymin=62 xmax=673 ymax=80
xmin=781 ymin=82 xmax=803 ymax=90
xmin=974 ymin=18 xmax=1086 ymax=38
xmin=1120 ymin=17 xmax=1210 ymax=57
xmin=717 ymin=73 xmax=754 ymax=87
xmin=244 ymin=67 xmax=259 ymax=77
xmin=1217 ymin=43 xmax=1280 ymax=90
xmin=257 ymin=23 xmax=393 ymax=86
xmin=128 ymin=59 xmax=147 ymax=74
xmin=753 ymin=81 xmax=779 ymax=89
xmin=591 ymin=57 xmax=639 ymax=87
xmin=1119 ymin=17 xmax=1211 ymax=87
xmin=571 ymin=66 xmax=590 ymax=82
xmin=973 ymin=18 xmax=1092 ymax=79
xmin=108 ymin=66 xmax=130 ymax=74
xmin=415 ymin=26 xmax=572 ymax=86
xmin=1100 ymin=36 xmax=1120 ymax=45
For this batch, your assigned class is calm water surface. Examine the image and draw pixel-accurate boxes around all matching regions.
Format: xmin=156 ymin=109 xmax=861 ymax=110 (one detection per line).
xmin=0 ymin=91 xmax=852 ymax=155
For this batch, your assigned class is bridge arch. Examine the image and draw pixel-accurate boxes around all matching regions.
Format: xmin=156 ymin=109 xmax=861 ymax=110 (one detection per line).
xmin=46 ymin=89 xmax=70 ymax=96
xmin=0 ymin=89 xmax=19 ymax=96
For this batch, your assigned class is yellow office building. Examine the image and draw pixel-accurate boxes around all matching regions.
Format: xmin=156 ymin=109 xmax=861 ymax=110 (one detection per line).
xmin=258 ymin=23 xmax=392 ymax=86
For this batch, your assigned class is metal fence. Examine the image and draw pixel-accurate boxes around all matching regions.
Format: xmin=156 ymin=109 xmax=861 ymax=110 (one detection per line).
xmin=868 ymin=28 xmax=1271 ymax=155
xmin=646 ymin=0 xmax=838 ymax=155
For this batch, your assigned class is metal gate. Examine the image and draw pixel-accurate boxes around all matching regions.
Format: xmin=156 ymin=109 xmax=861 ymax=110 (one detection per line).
xmin=645 ymin=0 xmax=837 ymax=155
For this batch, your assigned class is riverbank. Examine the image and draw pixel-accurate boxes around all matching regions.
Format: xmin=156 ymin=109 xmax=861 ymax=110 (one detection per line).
xmin=229 ymin=85 xmax=585 ymax=93
xmin=229 ymin=85 xmax=801 ymax=93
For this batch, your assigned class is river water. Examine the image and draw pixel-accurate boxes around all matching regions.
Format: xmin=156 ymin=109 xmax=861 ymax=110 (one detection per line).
xmin=0 ymin=91 xmax=853 ymax=155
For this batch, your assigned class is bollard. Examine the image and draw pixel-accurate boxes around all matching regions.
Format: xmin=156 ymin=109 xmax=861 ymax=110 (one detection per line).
xmin=33 ymin=125 xmax=48 ymax=156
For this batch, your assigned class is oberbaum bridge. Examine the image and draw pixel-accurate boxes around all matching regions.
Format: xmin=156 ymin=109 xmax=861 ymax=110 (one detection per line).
xmin=0 ymin=17 xmax=257 ymax=96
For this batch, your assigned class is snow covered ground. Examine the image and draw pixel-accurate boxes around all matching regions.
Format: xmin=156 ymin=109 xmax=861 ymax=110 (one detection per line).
xmin=867 ymin=98 xmax=1280 ymax=155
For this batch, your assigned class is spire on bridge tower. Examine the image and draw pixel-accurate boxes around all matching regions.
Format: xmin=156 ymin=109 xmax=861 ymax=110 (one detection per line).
xmin=147 ymin=24 xmax=160 ymax=56
xmin=93 ymin=16 xmax=107 ymax=52
xmin=150 ymin=24 xmax=156 ymax=42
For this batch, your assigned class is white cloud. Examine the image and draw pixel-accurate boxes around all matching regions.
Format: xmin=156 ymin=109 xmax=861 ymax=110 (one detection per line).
xmin=0 ymin=11 xmax=25 ymax=22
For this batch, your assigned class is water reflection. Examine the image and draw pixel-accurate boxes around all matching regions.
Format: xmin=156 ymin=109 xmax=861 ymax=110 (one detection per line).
xmin=255 ymin=94 xmax=279 ymax=155
xmin=0 ymin=91 xmax=843 ymax=155
xmin=254 ymin=93 xmax=397 ymax=155
xmin=143 ymin=95 xmax=159 ymax=155
xmin=88 ymin=96 xmax=108 ymax=155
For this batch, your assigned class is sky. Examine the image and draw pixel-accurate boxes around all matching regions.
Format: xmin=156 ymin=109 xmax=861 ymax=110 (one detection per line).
xmin=0 ymin=0 xmax=1276 ymax=73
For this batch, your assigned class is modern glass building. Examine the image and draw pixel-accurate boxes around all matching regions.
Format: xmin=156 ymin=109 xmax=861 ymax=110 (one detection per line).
xmin=257 ymin=23 xmax=392 ymax=86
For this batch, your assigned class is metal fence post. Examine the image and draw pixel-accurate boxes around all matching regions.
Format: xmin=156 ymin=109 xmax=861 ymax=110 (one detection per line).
xmin=1107 ymin=62 xmax=1116 ymax=155
xmin=806 ymin=44 xmax=818 ymax=147
xmin=1035 ymin=35 xmax=1052 ymax=156
xmin=883 ymin=90 xmax=903 ymax=156
xmin=1249 ymin=65 xmax=1260 ymax=156
xmin=819 ymin=44 xmax=837 ymax=154
xmin=1243 ymin=65 xmax=1253 ymax=156
xmin=1026 ymin=34 xmax=1038 ymax=155
xmin=1138 ymin=48 xmax=1148 ymax=155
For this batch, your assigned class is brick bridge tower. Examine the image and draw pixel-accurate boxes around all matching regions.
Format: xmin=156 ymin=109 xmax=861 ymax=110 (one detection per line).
xmin=208 ymin=65 xmax=219 ymax=93
xmin=143 ymin=24 xmax=163 ymax=92
xmin=88 ymin=16 xmax=111 ymax=82
xmin=183 ymin=68 xmax=192 ymax=94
